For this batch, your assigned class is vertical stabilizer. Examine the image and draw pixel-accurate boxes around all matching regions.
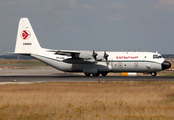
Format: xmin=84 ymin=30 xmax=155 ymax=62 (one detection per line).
xmin=15 ymin=18 xmax=42 ymax=54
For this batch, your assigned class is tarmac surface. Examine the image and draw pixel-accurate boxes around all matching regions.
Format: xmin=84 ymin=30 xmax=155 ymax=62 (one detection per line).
xmin=0 ymin=68 xmax=174 ymax=83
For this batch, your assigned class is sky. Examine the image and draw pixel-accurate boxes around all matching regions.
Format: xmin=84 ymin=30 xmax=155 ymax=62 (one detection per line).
xmin=0 ymin=0 xmax=174 ymax=55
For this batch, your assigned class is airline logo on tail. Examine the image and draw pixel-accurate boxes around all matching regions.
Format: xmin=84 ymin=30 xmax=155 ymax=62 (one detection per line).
xmin=21 ymin=30 xmax=31 ymax=40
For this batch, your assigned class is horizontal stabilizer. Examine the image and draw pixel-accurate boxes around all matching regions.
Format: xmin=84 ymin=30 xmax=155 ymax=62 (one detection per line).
xmin=6 ymin=52 xmax=30 ymax=55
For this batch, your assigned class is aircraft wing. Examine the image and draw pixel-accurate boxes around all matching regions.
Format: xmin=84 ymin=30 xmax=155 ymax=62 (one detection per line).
xmin=47 ymin=50 xmax=80 ymax=57
xmin=47 ymin=50 xmax=96 ymax=64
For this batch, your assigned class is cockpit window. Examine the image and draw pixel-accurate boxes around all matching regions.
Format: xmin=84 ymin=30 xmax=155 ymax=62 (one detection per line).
xmin=153 ymin=55 xmax=162 ymax=59
xmin=153 ymin=55 xmax=158 ymax=59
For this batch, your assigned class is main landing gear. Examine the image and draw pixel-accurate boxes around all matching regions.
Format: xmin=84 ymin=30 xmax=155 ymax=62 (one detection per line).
xmin=84 ymin=72 xmax=108 ymax=77
xmin=84 ymin=73 xmax=91 ymax=76
xmin=151 ymin=72 xmax=157 ymax=77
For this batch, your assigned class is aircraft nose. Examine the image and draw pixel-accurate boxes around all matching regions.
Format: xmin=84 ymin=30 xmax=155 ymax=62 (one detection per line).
xmin=161 ymin=61 xmax=171 ymax=70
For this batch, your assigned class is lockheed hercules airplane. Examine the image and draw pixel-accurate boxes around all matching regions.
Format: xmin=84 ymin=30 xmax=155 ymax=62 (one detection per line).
xmin=10 ymin=18 xmax=171 ymax=76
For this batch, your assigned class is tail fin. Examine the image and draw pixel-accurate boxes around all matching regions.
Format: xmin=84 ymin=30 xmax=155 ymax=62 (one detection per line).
xmin=15 ymin=18 xmax=42 ymax=54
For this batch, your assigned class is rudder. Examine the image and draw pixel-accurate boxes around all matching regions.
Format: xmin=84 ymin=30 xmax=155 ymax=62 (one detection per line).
xmin=15 ymin=18 xmax=42 ymax=54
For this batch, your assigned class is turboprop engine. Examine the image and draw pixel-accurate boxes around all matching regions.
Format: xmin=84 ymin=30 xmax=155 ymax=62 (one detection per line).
xmin=78 ymin=51 xmax=102 ymax=60
xmin=78 ymin=51 xmax=93 ymax=59
xmin=77 ymin=51 xmax=109 ymax=65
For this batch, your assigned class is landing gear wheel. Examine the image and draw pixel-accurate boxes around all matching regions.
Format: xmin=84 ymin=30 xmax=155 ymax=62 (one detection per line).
xmin=101 ymin=72 xmax=108 ymax=76
xmin=85 ymin=73 xmax=91 ymax=76
xmin=92 ymin=73 xmax=100 ymax=76
xmin=151 ymin=72 xmax=157 ymax=77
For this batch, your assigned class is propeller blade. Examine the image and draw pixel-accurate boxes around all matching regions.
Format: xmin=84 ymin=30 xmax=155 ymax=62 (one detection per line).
xmin=92 ymin=50 xmax=98 ymax=60
xmin=104 ymin=51 xmax=109 ymax=66
xmin=92 ymin=49 xmax=98 ymax=65
xmin=104 ymin=52 xmax=109 ymax=60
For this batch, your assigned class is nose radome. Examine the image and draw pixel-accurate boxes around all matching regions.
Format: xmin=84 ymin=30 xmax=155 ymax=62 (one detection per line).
xmin=162 ymin=61 xmax=171 ymax=70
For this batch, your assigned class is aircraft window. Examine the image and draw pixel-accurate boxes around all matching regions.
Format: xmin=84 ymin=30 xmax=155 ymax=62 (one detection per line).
xmin=153 ymin=55 xmax=158 ymax=59
xmin=153 ymin=55 xmax=162 ymax=59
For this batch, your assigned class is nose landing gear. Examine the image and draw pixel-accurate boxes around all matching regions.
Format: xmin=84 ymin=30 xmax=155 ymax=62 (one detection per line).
xmin=151 ymin=72 xmax=157 ymax=76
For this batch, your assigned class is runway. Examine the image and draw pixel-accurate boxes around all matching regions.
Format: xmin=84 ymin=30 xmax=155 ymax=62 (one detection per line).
xmin=0 ymin=68 xmax=174 ymax=83
xmin=0 ymin=76 xmax=174 ymax=82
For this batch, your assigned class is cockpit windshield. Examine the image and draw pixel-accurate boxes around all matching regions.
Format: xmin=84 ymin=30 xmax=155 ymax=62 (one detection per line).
xmin=153 ymin=55 xmax=162 ymax=59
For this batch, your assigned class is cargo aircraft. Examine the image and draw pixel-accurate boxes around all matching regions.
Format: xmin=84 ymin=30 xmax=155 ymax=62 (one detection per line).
xmin=9 ymin=18 xmax=171 ymax=76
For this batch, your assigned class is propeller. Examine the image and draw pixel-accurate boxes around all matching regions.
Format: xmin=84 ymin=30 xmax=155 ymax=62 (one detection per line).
xmin=92 ymin=49 xmax=98 ymax=64
xmin=104 ymin=50 xmax=109 ymax=66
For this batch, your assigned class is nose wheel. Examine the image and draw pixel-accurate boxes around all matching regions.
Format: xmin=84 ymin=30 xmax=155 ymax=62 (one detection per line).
xmin=151 ymin=72 xmax=157 ymax=76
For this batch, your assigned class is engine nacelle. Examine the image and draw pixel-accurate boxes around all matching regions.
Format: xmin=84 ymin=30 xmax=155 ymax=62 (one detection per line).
xmin=79 ymin=51 xmax=93 ymax=59
xmin=78 ymin=51 xmax=104 ymax=61
xmin=96 ymin=52 xmax=104 ymax=60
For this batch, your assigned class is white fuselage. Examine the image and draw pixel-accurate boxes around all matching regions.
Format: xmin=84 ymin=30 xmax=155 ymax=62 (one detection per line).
xmin=31 ymin=50 xmax=164 ymax=73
